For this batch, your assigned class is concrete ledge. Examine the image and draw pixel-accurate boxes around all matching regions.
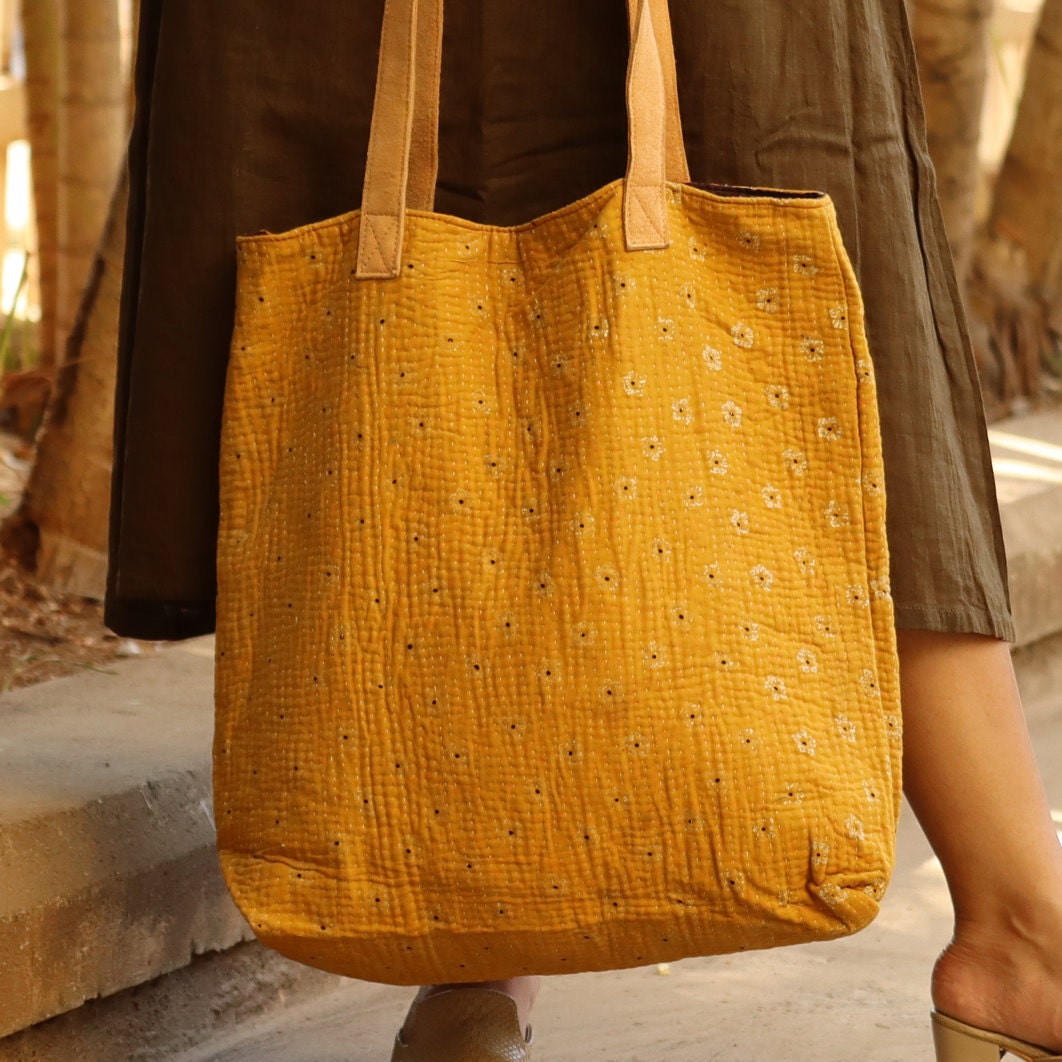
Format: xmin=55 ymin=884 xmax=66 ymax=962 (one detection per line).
xmin=1013 ymin=627 xmax=1062 ymax=722
xmin=991 ymin=411 xmax=1062 ymax=649
xmin=988 ymin=411 xmax=1062 ymax=723
xmin=0 ymin=941 xmax=342 ymax=1062
xmin=0 ymin=639 xmax=249 ymax=1039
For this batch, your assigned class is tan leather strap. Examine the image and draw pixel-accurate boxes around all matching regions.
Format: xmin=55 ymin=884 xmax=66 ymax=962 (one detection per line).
xmin=624 ymin=0 xmax=669 ymax=251
xmin=407 ymin=0 xmax=442 ymax=210
xmin=354 ymin=0 xmax=443 ymax=274
xmin=628 ymin=0 xmax=690 ymax=185
xmin=357 ymin=0 xmax=685 ymax=277
xmin=356 ymin=0 xmax=419 ymax=278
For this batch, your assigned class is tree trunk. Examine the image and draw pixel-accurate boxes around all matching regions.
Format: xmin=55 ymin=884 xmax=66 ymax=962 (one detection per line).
xmin=20 ymin=0 xmax=61 ymax=370
xmin=6 ymin=170 xmax=128 ymax=598
xmin=56 ymin=0 xmax=125 ymax=357
xmin=125 ymin=0 xmax=140 ymax=125
xmin=967 ymin=0 xmax=1062 ymax=409
xmin=910 ymin=0 xmax=993 ymax=284
xmin=987 ymin=0 xmax=1062 ymax=301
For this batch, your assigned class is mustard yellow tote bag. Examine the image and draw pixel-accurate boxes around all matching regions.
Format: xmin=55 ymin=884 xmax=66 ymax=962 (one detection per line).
xmin=215 ymin=0 xmax=902 ymax=985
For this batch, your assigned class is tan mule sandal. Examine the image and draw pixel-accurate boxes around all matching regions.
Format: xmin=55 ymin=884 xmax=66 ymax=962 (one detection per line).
xmin=390 ymin=987 xmax=533 ymax=1062
xmin=933 ymin=1011 xmax=1062 ymax=1061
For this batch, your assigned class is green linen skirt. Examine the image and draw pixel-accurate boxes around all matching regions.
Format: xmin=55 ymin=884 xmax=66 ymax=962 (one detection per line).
xmin=106 ymin=0 xmax=1013 ymax=643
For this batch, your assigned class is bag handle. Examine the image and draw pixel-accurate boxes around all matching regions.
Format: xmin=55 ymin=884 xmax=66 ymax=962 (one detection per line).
xmin=633 ymin=0 xmax=691 ymax=189
xmin=400 ymin=0 xmax=689 ymax=214
xmin=356 ymin=0 xmax=690 ymax=278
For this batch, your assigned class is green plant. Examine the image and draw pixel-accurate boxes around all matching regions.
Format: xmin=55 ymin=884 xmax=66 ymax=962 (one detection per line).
xmin=0 ymin=253 xmax=31 ymax=374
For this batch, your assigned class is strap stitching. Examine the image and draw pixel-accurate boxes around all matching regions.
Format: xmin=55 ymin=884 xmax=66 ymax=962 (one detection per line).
xmin=626 ymin=184 xmax=668 ymax=248
xmin=358 ymin=214 xmax=399 ymax=277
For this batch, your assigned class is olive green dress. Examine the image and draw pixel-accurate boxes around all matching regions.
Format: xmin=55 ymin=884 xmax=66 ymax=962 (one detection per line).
xmin=106 ymin=0 xmax=1013 ymax=643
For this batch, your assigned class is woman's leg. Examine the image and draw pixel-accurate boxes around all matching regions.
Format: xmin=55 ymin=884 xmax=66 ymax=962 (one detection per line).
xmin=898 ymin=629 xmax=1062 ymax=1051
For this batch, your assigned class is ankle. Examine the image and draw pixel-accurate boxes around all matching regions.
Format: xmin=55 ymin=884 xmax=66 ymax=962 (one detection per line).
xmin=932 ymin=915 xmax=1062 ymax=1051
xmin=951 ymin=888 xmax=1062 ymax=959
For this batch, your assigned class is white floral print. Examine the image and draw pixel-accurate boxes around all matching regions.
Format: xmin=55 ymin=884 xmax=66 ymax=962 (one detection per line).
xmin=651 ymin=537 xmax=672 ymax=559
xmin=549 ymin=351 xmax=571 ymax=375
xmin=533 ymin=572 xmax=555 ymax=597
xmin=828 ymin=304 xmax=848 ymax=329
xmin=817 ymin=883 xmax=844 ymax=908
xmin=642 ymin=435 xmax=665 ymax=460
xmin=835 ymin=715 xmax=857 ymax=742
xmin=860 ymin=669 xmax=880 ymax=696
xmin=783 ymin=448 xmax=808 ymax=475
xmin=643 ymin=643 xmax=668 ymax=669
xmin=715 ymin=651 xmax=738 ymax=671
xmin=750 ymin=564 xmax=774 ymax=590
xmin=765 ymin=384 xmax=790 ymax=409
xmin=571 ymin=512 xmax=595 ymax=536
xmin=757 ymin=288 xmax=779 ymax=313
xmin=622 ymin=373 xmax=646 ymax=395
xmin=672 ymin=397 xmax=693 ymax=423
xmin=594 ymin=566 xmax=619 ymax=591
xmin=847 ymin=585 xmax=869 ymax=607
xmin=701 ymin=344 xmax=723 ymax=370
xmin=765 ymin=676 xmax=788 ymax=701
xmin=572 ymin=622 xmax=597 ymax=646
xmin=825 ymin=501 xmax=850 ymax=528
xmin=801 ymin=335 xmax=825 ymax=362
xmin=483 ymin=453 xmax=506 ymax=477
xmin=818 ymin=417 xmax=841 ymax=441
xmin=731 ymin=323 xmax=755 ymax=349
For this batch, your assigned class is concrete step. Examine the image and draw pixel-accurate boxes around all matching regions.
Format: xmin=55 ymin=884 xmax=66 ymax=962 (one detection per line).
xmin=0 ymin=639 xmax=243 ymax=1044
xmin=0 ymin=942 xmax=338 ymax=1062
xmin=991 ymin=409 xmax=1062 ymax=649
xmin=990 ymin=410 xmax=1062 ymax=718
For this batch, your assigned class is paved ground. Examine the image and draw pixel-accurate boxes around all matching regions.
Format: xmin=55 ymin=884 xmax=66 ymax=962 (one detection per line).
xmin=175 ymin=705 xmax=1062 ymax=1062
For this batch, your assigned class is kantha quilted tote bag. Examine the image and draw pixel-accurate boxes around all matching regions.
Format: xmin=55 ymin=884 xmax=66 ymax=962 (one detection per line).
xmin=214 ymin=0 xmax=902 ymax=985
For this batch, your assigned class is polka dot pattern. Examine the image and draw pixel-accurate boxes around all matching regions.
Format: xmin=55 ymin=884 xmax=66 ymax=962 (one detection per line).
xmin=215 ymin=177 xmax=901 ymax=986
